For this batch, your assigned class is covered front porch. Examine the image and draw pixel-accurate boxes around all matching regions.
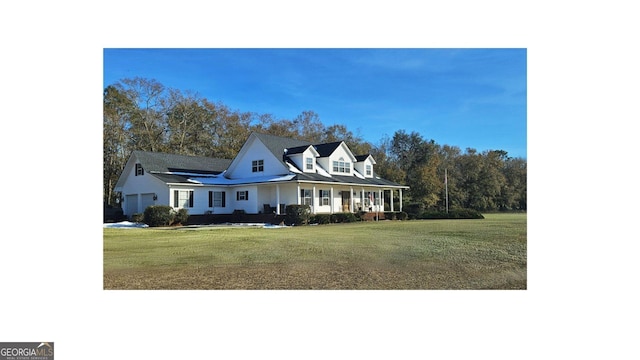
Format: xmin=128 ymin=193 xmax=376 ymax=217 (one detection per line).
xmin=258 ymin=182 xmax=407 ymax=215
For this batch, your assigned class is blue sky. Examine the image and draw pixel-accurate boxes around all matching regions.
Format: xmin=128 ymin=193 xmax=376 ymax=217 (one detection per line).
xmin=104 ymin=48 xmax=526 ymax=158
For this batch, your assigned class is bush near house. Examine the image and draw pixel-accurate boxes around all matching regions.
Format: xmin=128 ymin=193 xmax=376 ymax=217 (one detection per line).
xmin=330 ymin=212 xmax=358 ymax=223
xmin=404 ymin=203 xmax=425 ymax=219
xmin=311 ymin=214 xmax=331 ymax=225
xmin=143 ymin=205 xmax=190 ymax=227
xmin=285 ymin=204 xmax=311 ymax=225
xmin=174 ymin=208 xmax=189 ymax=225
xmin=420 ymin=208 xmax=484 ymax=219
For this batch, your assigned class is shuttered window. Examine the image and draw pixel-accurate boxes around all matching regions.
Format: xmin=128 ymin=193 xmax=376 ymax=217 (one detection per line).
xmin=174 ymin=190 xmax=194 ymax=208
xmin=237 ymin=191 xmax=249 ymax=201
xmin=209 ymin=191 xmax=226 ymax=207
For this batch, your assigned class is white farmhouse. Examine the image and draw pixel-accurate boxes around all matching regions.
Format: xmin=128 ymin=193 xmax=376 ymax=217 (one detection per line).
xmin=115 ymin=132 xmax=408 ymax=218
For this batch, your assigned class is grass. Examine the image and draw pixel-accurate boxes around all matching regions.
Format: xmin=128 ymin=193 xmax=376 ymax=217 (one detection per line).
xmin=103 ymin=213 xmax=526 ymax=290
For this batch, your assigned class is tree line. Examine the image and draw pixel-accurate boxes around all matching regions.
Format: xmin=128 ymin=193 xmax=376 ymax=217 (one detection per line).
xmin=104 ymin=77 xmax=526 ymax=212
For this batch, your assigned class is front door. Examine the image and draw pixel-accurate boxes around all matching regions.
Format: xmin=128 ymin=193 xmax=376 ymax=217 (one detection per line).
xmin=342 ymin=191 xmax=351 ymax=212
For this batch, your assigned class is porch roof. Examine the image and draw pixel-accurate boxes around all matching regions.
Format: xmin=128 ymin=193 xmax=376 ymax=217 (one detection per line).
xmin=149 ymin=171 xmax=406 ymax=189
xmin=293 ymin=172 xmax=408 ymax=188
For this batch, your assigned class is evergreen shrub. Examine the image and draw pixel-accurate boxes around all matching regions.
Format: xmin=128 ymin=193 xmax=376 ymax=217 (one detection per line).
xmin=404 ymin=203 xmax=425 ymax=219
xmin=396 ymin=211 xmax=409 ymax=220
xmin=174 ymin=208 xmax=189 ymax=225
xmin=285 ymin=204 xmax=311 ymax=225
xmin=383 ymin=212 xmax=397 ymax=220
xmin=131 ymin=213 xmax=144 ymax=223
xmin=420 ymin=208 xmax=484 ymax=219
xmin=144 ymin=205 xmax=176 ymax=227
xmin=311 ymin=214 xmax=331 ymax=225
xmin=330 ymin=212 xmax=358 ymax=223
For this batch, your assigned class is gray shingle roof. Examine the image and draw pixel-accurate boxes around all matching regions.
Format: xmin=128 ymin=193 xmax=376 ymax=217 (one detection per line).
xmin=252 ymin=132 xmax=313 ymax=166
xmin=133 ymin=151 xmax=232 ymax=174
xmin=355 ymin=154 xmax=371 ymax=162
xmin=313 ymin=141 xmax=343 ymax=157
xmin=293 ymin=172 xmax=407 ymax=188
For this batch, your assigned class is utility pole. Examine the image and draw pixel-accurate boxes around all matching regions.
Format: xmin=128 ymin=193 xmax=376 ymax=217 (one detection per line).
xmin=445 ymin=168 xmax=449 ymax=213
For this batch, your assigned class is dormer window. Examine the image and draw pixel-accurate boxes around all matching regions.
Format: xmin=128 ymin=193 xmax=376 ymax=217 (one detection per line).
xmin=252 ymin=160 xmax=264 ymax=173
xmin=135 ymin=163 xmax=144 ymax=176
xmin=332 ymin=157 xmax=351 ymax=174
xmin=366 ymin=164 xmax=372 ymax=176
xmin=306 ymin=157 xmax=314 ymax=170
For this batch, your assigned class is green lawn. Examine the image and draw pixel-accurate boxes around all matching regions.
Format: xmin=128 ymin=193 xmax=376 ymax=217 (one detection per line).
xmin=103 ymin=213 xmax=526 ymax=289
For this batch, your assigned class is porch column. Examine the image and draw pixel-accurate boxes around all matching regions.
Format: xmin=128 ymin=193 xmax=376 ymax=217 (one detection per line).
xmin=399 ymin=189 xmax=403 ymax=212
xmin=350 ymin=186 xmax=354 ymax=212
xmin=276 ymin=184 xmax=281 ymax=215
xmin=390 ymin=189 xmax=394 ymax=212
xmin=312 ymin=185 xmax=317 ymax=214
xmin=330 ymin=186 xmax=334 ymax=213
xmin=379 ymin=189 xmax=383 ymax=212
xmin=297 ymin=183 xmax=301 ymax=205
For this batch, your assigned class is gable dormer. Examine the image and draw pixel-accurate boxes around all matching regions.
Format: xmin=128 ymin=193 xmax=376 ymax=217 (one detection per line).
xmin=285 ymin=145 xmax=320 ymax=173
xmin=355 ymin=154 xmax=377 ymax=178
xmin=225 ymin=132 xmax=312 ymax=179
xmin=315 ymin=141 xmax=357 ymax=176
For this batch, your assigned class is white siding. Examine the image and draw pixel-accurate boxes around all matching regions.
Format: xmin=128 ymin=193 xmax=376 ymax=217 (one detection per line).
xmin=227 ymin=138 xmax=288 ymax=179
xmin=328 ymin=145 xmax=356 ymax=176
xmin=289 ymin=148 xmax=317 ymax=173
xmin=355 ymin=157 xmax=375 ymax=178
xmin=229 ymin=186 xmax=258 ymax=213
xmin=119 ymin=158 xmax=168 ymax=216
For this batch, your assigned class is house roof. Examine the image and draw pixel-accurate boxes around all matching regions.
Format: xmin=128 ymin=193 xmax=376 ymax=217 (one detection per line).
xmin=313 ymin=141 xmax=343 ymax=157
xmin=285 ymin=144 xmax=314 ymax=155
xmin=252 ymin=132 xmax=313 ymax=166
xmin=120 ymin=135 xmax=407 ymax=189
xmin=133 ymin=151 xmax=232 ymax=175
xmin=293 ymin=172 xmax=406 ymax=188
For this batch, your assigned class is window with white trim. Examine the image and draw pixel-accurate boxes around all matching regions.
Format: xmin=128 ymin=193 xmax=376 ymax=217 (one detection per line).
xmin=306 ymin=157 xmax=314 ymax=170
xmin=366 ymin=164 xmax=372 ymax=176
xmin=252 ymin=160 xmax=264 ymax=173
xmin=332 ymin=157 xmax=351 ymax=174
xmin=300 ymin=189 xmax=312 ymax=206
xmin=320 ymin=190 xmax=330 ymax=206
xmin=209 ymin=191 xmax=226 ymax=207
xmin=236 ymin=191 xmax=249 ymax=201
xmin=135 ymin=163 xmax=144 ymax=176
xmin=174 ymin=190 xmax=193 ymax=208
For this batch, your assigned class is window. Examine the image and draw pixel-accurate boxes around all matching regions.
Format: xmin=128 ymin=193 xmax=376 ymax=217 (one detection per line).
xmin=320 ymin=190 xmax=330 ymax=206
xmin=332 ymin=157 xmax=351 ymax=174
xmin=209 ymin=191 xmax=226 ymax=207
xmin=306 ymin=157 xmax=313 ymax=170
xmin=252 ymin=160 xmax=264 ymax=173
xmin=366 ymin=165 xmax=372 ymax=176
xmin=174 ymin=190 xmax=193 ymax=208
xmin=135 ymin=163 xmax=144 ymax=176
xmin=300 ymin=189 xmax=312 ymax=206
xmin=236 ymin=191 xmax=249 ymax=201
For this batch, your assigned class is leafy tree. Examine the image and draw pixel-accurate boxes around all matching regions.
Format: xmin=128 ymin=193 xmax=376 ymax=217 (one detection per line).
xmin=119 ymin=77 xmax=168 ymax=152
xmin=103 ymin=78 xmax=526 ymax=212
xmin=165 ymin=90 xmax=216 ymax=156
xmin=103 ymin=85 xmax=135 ymax=205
